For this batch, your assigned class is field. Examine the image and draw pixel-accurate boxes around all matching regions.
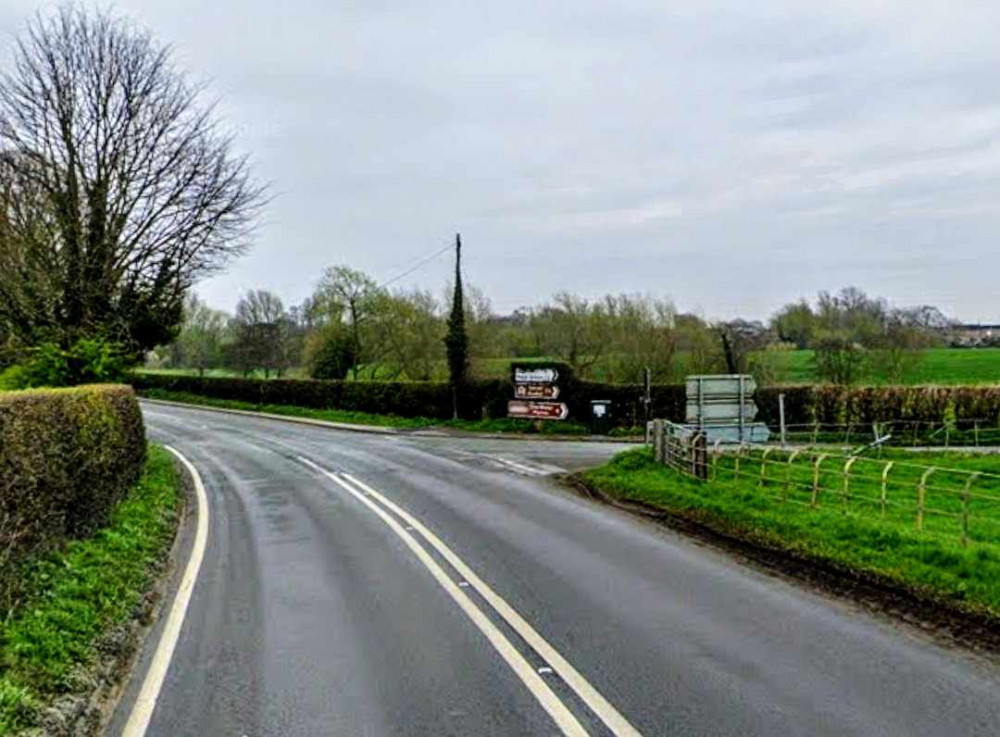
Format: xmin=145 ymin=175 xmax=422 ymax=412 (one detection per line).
xmin=584 ymin=447 xmax=1000 ymax=616
xmin=770 ymin=347 xmax=1000 ymax=385
xmin=146 ymin=347 xmax=1000 ymax=386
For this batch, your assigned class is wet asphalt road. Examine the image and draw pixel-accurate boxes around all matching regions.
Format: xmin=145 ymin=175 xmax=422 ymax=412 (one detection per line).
xmin=109 ymin=402 xmax=1000 ymax=736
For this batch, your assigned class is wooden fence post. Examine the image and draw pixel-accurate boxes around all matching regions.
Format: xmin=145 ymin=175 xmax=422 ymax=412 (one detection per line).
xmin=653 ymin=420 xmax=665 ymax=465
xmin=712 ymin=439 xmax=723 ymax=480
xmin=917 ymin=467 xmax=936 ymax=531
xmin=812 ymin=454 xmax=829 ymax=508
xmin=880 ymin=461 xmax=894 ymax=518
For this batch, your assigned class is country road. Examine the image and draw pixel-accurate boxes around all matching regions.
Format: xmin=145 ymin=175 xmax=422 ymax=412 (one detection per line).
xmin=110 ymin=401 xmax=1000 ymax=736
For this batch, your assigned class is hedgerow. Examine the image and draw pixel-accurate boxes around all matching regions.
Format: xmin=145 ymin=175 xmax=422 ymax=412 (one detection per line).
xmin=0 ymin=385 xmax=146 ymax=614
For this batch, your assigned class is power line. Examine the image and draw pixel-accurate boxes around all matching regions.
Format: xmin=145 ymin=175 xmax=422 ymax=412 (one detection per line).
xmin=379 ymin=241 xmax=453 ymax=290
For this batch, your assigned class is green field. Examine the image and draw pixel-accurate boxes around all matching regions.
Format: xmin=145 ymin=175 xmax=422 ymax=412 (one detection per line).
xmin=584 ymin=447 xmax=1000 ymax=617
xmin=770 ymin=348 xmax=1000 ymax=385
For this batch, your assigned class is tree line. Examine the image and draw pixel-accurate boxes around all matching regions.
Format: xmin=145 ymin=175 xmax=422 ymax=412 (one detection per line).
xmin=156 ymin=278 xmax=955 ymax=387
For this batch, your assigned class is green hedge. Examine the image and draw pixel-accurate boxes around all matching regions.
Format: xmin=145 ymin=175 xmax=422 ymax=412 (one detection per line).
xmin=132 ymin=372 xmax=687 ymax=427
xmin=756 ymin=384 xmax=1000 ymax=426
xmin=0 ymin=385 xmax=146 ymax=612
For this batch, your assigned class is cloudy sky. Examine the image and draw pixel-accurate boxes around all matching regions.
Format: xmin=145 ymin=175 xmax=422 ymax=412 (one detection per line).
xmin=3 ymin=1 xmax=1000 ymax=321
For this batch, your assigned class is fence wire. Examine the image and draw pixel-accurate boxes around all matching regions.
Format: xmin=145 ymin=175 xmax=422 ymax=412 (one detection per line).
xmin=648 ymin=420 xmax=1000 ymax=547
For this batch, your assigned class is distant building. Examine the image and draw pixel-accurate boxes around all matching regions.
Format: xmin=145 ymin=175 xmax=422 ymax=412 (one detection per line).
xmin=948 ymin=324 xmax=1000 ymax=348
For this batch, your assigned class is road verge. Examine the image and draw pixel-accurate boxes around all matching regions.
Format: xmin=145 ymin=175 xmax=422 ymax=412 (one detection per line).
xmin=0 ymin=446 xmax=184 ymax=736
xmin=571 ymin=448 xmax=1000 ymax=655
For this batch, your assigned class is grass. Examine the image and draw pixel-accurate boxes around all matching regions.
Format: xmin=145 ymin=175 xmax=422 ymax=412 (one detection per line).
xmin=139 ymin=387 xmax=599 ymax=436
xmin=770 ymin=347 xmax=1000 ymax=385
xmin=583 ymin=447 xmax=1000 ymax=616
xmin=0 ymin=445 xmax=180 ymax=734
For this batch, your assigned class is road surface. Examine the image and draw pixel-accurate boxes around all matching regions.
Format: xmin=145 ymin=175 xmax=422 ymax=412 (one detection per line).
xmin=110 ymin=401 xmax=1000 ymax=736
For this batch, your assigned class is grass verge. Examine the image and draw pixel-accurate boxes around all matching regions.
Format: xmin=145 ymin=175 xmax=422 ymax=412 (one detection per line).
xmin=138 ymin=387 xmax=606 ymax=437
xmin=0 ymin=445 xmax=181 ymax=735
xmin=581 ymin=448 xmax=1000 ymax=618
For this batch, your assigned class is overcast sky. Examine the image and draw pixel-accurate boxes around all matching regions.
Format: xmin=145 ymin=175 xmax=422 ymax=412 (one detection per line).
xmin=3 ymin=1 xmax=1000 ymax=321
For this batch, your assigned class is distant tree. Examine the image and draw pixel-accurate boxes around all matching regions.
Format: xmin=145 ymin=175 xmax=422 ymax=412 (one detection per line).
xmin=771 ymin=300 xmax=816 ymax=349
xmin=530 ymin=293 xmax=609 ymax=377
xmin=674 ymin=314 xmax=724 ymax=375
xmin=602 ymin=293 xmax=678 ymax=383
xmin=715 ymin=320 xmax=773 ymax=375
xmin=232 ymin=290 xmax=286 ymax=377
xmin=306 ymin=324 xmax=357 ymax=381
xmin=314 ymin=266 xmax=382 ymax=379
xmin=813 ymin=330 xmax=866 ymax=385
xmin=444 ymin=234 xmax=469 ymax=418
xmin=174 ymin=294 xmax=229 ymax=375
xmin=0 ymin=6 xmax=263 ymax=355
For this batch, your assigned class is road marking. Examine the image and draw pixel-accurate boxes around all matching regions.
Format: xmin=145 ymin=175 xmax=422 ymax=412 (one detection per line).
xmin=122 ymin=446 xmax=209 ymax=737
xmin=340 ymin=472 xmax=642 ymax=737
xmin=297 ymin=457 xmax=589 ymax=737
xmin=485 ymin=455 xmax=567 ymax=477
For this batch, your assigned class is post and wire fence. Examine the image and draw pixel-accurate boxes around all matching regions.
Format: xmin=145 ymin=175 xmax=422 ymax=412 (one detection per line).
xmin=646 ymin=419 xmax=1000 ymax=548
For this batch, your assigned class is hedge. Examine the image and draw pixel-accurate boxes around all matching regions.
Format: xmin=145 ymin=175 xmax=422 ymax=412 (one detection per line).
xmin=134 ymin=372 xmax=1000 ymax=432
xmin=132 ymin=371 xmax=692 ymax=427
xmin=0 ymin=385 xmax=146 ymax=613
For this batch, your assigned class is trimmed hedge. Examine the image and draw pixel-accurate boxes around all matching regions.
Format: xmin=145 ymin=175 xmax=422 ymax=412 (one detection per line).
xmin=756 ymin=384 xmax=1000 ymax=426
xmin=134 ymin=372 xmax=1000 ymax=431
xmin=132 ymin=372 xmax=687 ymax=427
xmin=0 ymin=385 xmax=146 ymax=613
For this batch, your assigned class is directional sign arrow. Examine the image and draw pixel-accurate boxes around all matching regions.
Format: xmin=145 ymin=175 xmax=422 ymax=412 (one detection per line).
xmin=514 ymin=384 xmax=561 ymax=400
xmin=514 ymin=367 xmax=559 ymax=384
xmin=508 ymin=400 xmax=569 ymax=421
xmin=685 ymin=401 xmax=758 ymax=423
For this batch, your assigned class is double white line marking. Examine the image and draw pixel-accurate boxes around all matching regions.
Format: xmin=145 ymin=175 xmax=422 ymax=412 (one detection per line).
xmin=297 ymin=457 xmax=642 ymax=737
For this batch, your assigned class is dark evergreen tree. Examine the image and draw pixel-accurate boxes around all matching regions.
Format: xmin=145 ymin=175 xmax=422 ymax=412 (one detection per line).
xmin=444 ymin=233 xmax=468 ymax=418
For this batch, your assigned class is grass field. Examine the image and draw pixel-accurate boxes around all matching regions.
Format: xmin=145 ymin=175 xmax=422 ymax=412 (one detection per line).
xmin=770 ymin=347 xmax=1000 ymax=385
xmin=584 ymin=447 xmax=1000 ymax=617
xmin=146 ymin=347 xmax=1000 ymax=386
xmin=0 ymin=445 xmax=180 ymax=734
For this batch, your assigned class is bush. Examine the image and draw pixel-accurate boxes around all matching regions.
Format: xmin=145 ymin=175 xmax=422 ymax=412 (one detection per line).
xmin=0 ymin=384 xmax=146 ymax=613
xmin=6 ymin=337 xmax=131 ymax=389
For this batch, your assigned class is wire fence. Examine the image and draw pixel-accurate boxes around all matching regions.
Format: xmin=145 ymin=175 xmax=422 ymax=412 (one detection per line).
xmin=775 ymin=418 xmax=1000 ymax=449
xmin=648 ymin=420 xmax=1000 ymax=548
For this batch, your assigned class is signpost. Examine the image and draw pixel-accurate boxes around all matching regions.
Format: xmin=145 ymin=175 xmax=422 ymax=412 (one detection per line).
xmin=508 ymin=400 xmax=569 ymax=421
xmin=514 ymin=367 xmax=559 ymax=384
xmin=509 ymin=365 xmax=567 ymax=422
xmin=514 ymin=384 xmax=560 ymax=400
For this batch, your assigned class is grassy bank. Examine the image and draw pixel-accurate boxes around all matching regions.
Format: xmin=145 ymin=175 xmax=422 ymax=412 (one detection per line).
xmin=0 ymin=445 xmax=181 ymax=734
xmin=583 ymin=448 xmax=1000 ymax=616
xmin=138 ymin=387 xmax=606 ymax=437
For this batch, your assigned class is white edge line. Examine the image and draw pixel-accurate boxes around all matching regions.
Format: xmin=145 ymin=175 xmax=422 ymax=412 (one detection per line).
xmin=296 ymin=457 xmax=589 ymax=737
xmin=121 ymin=446 xmax=210 ymax=737
xmin=341 ymin=472 xmax=642 ymax=737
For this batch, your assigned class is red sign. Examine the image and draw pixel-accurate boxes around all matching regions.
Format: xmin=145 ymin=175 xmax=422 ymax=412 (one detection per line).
xmin=508 ymin=400 xmax=569 ymax=421
xmin=514 ymin=383 xmax=561 ymax=400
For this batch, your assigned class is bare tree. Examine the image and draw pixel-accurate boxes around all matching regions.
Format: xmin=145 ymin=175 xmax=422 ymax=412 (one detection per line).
xmin=0 ymin=5 xmax=264 ymax=354
xmin=314 ymin=266 xmax=383 ymax=379
xmin=233 ymin=290 xmax=286 ymax=378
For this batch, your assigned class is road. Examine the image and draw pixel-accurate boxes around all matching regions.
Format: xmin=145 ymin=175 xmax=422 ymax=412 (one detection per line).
xmin=110 ymin=401 xmax=1000 ymax=736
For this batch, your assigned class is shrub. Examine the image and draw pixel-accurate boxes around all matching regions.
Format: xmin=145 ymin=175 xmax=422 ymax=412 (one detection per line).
xmin=9 ymin=337 xmax=131 ymax=389
xmin=0 ymin=384 xmax=146 ymax=612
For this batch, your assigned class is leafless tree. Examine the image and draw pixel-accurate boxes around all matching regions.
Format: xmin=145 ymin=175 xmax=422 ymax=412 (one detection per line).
xmin=233 ymin=290 xmax=286 ymax=378
xmin=0 ymin=5 xmax=264 ymax=353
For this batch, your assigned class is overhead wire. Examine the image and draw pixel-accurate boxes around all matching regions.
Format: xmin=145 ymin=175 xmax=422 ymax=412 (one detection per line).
xmin=379 ymin=241 xmax=454 ymax=290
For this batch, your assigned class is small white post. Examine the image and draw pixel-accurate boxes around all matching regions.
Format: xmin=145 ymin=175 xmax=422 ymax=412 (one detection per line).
xmin=779 ymin=392 xmax=787 ymax=448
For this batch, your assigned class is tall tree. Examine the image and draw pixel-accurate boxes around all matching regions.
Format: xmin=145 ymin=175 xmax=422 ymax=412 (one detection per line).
xmin=0 ymin=5 xmax=263 ymax=355
xmin=444 ymin=233 xmax=468 ymax=418
xmin=314 ymin=266 xmax=381 ymax=379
